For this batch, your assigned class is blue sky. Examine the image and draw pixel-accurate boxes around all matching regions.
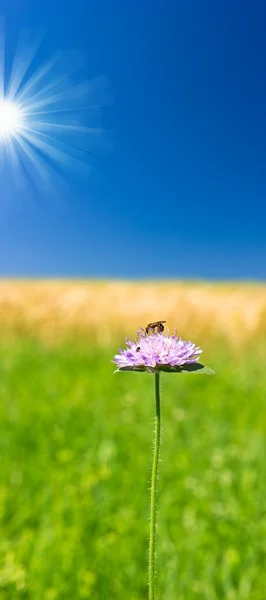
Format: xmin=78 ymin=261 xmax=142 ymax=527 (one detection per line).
xmin=0 ymin=0 xmax=265 ymax=279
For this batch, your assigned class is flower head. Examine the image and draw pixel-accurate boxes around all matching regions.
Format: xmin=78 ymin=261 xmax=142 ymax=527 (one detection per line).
xmin=113 ymin=328 xmax=204 ymax=373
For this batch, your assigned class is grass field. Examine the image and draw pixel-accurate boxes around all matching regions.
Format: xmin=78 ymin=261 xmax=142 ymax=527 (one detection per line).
xmin=0 ymin=282 xmax=265 ymax=599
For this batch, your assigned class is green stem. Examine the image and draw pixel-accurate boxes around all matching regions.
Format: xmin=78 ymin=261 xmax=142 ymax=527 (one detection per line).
xmin=149 ymin=371 xmax=161 ymax=600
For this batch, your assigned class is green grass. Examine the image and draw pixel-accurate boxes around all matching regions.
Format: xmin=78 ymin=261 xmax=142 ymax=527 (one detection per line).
xmin=0 ymin=338 xmax=265 ymax=599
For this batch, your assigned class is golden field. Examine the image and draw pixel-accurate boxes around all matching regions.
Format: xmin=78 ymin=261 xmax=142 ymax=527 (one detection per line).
xmin=0 ymin=280 xmax=265 ymax=346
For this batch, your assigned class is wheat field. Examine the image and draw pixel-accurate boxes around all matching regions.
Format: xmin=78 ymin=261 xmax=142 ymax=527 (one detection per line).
xmin=0 ymin=280 xmax=265 ymax=346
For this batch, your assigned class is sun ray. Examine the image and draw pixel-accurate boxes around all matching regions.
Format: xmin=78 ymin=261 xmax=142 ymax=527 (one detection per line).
xmin=16 ymin=53 xmax=88 ymax=109
xmin=7 ymin=29 xmax=45 ymax=100
xmin=20 ymin=81 xmax=92 ymax=115
xmin=15 ymin=52 xmax=62 ymax=104
xmin=0 ymin=17 xmax=5 ymax=102
xmin=0 ymin=19 xmax=110 ymax=200
xmin=15 ymin=132 xmax=61 ymax=181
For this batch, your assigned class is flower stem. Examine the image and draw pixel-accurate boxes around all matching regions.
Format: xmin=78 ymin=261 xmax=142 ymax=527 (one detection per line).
xmin=149 ymin=371 xmax=161 ymax=600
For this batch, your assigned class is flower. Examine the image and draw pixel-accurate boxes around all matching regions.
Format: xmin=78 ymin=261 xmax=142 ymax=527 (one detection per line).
xmin=113 ymin=328 xmax=204 ymax=373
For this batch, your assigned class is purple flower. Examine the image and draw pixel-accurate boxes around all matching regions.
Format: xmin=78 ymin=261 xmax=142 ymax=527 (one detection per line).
xmin=113 ymin=328 xmax=203 ymax=373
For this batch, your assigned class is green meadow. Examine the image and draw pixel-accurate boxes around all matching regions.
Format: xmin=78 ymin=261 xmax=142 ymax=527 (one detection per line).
xmin=0 ymin=336 xmax=265 ymax=599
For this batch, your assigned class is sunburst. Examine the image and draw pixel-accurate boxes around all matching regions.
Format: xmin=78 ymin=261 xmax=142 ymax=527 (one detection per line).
xmin=0 ymin=99 xmax=24 ymax=139
xmin=0 ymin=18 xmax=110 ymax=199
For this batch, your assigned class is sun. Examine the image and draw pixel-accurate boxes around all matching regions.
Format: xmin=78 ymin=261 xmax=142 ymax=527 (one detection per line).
xmin=0 ymin=100 xmax=23 ymax=139
xmin=0 ymin=18 xmax=110 ymax=198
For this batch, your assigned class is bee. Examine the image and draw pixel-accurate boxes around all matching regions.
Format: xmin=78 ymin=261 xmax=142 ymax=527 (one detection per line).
xmin=145 ymin=321 xmax=166 ymax=335
xmin=136 ymin=346 xmax=141 ymax=352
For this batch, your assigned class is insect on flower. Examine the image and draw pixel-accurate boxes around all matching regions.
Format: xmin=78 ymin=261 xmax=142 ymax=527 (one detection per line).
xmin=113 ymin=325 xmax=214 ymax=373
xmin=145 ymin=321 xmax=166 ymax=335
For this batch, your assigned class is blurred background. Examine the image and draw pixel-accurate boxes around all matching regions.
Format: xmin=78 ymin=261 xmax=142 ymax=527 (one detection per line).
xmin=0 ymin=1 xmax=265 ymax=599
